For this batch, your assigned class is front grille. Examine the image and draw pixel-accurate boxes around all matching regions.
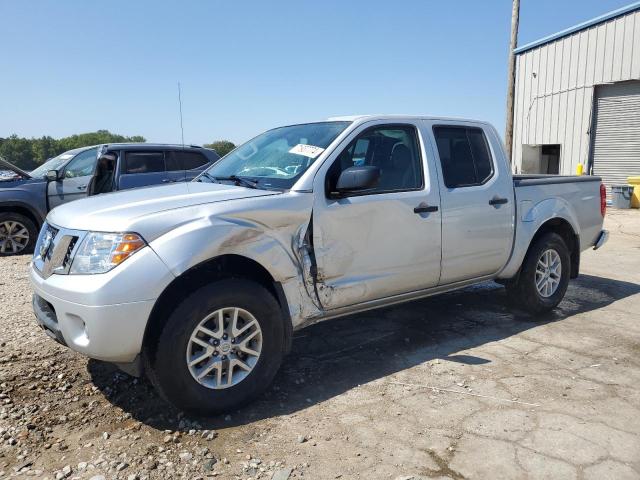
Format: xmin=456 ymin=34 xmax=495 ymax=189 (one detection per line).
xmin=33 ymin=223 xmax=85 ymax=279
xmin=61 ymin=237 xmax=78 ymax=270
xmin=42 ymin=225 xmax=58 ymax=261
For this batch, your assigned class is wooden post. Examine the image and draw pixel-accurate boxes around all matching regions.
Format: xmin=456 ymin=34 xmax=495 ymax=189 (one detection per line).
xmin=505 ymin=0 xmax=520 ymax=164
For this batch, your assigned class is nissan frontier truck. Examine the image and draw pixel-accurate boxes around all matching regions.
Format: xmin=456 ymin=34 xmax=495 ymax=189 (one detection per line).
xmin=29 ymin=115 xmax=608 ymax=413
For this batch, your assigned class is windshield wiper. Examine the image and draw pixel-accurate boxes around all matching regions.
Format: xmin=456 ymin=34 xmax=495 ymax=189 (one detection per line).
xmin=207 ymin=175 xmax=260 ymax=189
xmin=197 ymin=172 xmax=217 ymax=183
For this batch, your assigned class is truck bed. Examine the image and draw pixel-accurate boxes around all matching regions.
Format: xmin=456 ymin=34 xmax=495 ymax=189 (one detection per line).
xmin=512 ymin=173 xmax=603 ymax=253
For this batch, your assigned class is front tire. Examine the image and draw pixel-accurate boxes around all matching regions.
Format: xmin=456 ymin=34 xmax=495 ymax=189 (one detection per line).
xmin=0 ymin=212 xmax=37 ymax=256
xmin=507 ymin=232 xmax=571 ymax=314
xmin=147 ymin=279 xmax=285 ymax=415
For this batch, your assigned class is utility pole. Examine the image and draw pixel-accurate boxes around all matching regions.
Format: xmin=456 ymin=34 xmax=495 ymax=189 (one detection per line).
xmin=505 ymin=0 xmax=520 ymax=163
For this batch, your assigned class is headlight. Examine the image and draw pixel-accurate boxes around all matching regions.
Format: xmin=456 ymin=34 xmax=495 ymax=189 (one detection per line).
xmin=69 ymin=232 xmax=146 ymax=274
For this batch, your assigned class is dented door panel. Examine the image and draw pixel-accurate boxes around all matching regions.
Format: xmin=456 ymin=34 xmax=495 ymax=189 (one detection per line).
xmin=308 ymin=120 xmax=442 ymax=310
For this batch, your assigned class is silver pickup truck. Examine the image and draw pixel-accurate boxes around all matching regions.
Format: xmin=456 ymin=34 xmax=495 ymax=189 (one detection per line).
xmin=29 ymin=115 xmax=608 ymax=414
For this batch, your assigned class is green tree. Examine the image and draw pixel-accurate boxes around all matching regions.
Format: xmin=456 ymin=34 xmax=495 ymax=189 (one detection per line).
xmin=0 ymin=130 xmax=146 ymax=170
xmin=204 ymin=140 xmax=235 ymax=157
xmin=0 ymin=135 xmax=35 ymax=169
xmin=32 ymin=136 xmax=58 ymax=164
xmin=56 ymin=130 xmax=146 ymax=152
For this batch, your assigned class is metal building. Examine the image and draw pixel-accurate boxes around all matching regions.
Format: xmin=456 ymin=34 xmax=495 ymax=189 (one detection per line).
xmin=511 ymin=2 xmax=640 ymax=193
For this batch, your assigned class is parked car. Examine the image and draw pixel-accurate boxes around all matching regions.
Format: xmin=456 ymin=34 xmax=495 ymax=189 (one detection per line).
xmin=0 ymin=144 xmax=219 ymax=255
xmin=0 ymin=168 xmax=20 ymax=181
xmin=29 ymin=115 xmax=608 ymax=414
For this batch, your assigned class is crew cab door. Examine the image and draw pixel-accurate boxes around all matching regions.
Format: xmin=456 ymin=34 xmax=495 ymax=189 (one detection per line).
xmin=47 ymin=147 xmax=98 ymax=209
xmin=311 ymin=122 xmax=442 ymax=310
xmin=425 ymin=120 xmax=514 ymax=284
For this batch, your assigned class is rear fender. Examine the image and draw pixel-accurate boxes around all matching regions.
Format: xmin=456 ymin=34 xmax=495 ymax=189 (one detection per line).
xmin=498 ymin=197 xmax=580 ymax=280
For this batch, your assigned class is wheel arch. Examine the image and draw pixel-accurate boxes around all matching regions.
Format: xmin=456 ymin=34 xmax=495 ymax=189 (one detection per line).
xmin=142 ymin=253 xmax=293 ymax=366
xmin=527 ymin=217 xmax=580 ymax=278
xmin=0 ymin=202 xmax=44 ymax=229
xmin=501 ymin=216 xmax=580 ymax=284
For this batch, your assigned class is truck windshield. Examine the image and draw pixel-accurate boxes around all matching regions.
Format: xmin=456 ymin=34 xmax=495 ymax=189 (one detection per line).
xmin=197 ymin=121 xmax=350 ymax=190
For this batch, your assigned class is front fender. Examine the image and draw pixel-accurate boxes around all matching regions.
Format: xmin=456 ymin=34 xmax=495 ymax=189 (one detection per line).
xmin=149 ymin=214 xmax=307 ymax=283
xmin=0 ymin=180 xmax=48 ymax=225
xmin=147 ymin=192 xmax=315 ymax=283
xmin=147 ymin=198 xmax=317 ymax=326
xmin=498 ymin=197 xmax=580 ymax=279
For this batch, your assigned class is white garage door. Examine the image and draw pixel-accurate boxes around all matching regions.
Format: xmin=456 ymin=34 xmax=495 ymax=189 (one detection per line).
xmin=592 ymin=81 xmax=640 ymax=196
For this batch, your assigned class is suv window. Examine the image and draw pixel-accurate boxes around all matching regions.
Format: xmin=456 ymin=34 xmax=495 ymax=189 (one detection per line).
xmin=177 ymin=151 xmax=209 ymax=170
xmin=124 ymin=151 xmax=165 ymax=174
xmin=433 ymin=126 xmax=494 ymax=188
xmin=64 ymin=147 xmax=98 ymax=178
xmin=327 ymin=125 xmax=423 ymax=195
xmin=167 ymin=150 xmax=209 ymax=171
xmin=164 ymin=152 xmax=182 ymax=172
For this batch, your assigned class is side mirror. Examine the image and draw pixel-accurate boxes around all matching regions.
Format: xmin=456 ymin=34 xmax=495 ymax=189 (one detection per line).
xmin=332 ymin=166 xmax=380 ymax=197
xmin=46 ymin=170 xmax=60 ymax=181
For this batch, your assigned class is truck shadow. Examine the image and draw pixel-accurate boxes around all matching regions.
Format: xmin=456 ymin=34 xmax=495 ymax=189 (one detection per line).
xmin=87 ymin=273 xmax=640 ymax=431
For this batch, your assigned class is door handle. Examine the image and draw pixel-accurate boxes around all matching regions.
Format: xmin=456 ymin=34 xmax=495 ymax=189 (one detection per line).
xmin=77 ymin=185 xmax=87 ymax=190
xmin=413 ymin=203 xmax=439 ymax=214
xmin=162 ymin=179 xmax=175 ymax=183
xmin=489 ymin=197 xmax=508 ymax=206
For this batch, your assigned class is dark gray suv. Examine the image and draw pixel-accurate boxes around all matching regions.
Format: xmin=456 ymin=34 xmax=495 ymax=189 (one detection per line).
xmin=0 ymin=143 xmax=220 ymax=255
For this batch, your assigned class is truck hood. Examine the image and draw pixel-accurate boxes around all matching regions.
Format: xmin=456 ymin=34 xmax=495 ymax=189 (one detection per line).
xmin=0 ymin=158 xmax=32 ymax=179
xmin=48 ymin=182 xmax=281 ymax=234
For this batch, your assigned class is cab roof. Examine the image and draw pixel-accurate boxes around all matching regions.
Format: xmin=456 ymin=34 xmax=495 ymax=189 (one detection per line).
xmin=327 ymin=114 xmax=490 ymax=125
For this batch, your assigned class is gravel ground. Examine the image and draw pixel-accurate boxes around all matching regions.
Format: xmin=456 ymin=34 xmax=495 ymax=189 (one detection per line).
xmin=0 ymin=210 xmax=639 ymax=480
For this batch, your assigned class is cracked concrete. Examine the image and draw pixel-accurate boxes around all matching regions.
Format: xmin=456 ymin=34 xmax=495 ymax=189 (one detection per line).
xmin=0 ymin=210 xmax=638 ymax=479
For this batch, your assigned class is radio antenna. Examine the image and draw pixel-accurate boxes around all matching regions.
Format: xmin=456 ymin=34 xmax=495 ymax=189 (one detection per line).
xmin=177 ymin=81 xmax=185 ymax=147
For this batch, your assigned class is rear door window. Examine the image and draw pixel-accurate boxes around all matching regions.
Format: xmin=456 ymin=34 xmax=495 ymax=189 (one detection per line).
xmin=174 ymin=151 xmax=209 ymax=170
xmin=124 ymin=151 xmax=165 ymax=174
xmin=164 ymin=152 xmax=182 ymax=172
xmin=433 ymin=126 xmax=494 ymax=188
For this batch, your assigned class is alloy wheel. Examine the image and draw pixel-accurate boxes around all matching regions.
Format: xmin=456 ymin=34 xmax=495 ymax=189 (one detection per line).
xmin=185 ymin=307 xmax=263 ymax=389
xmin=535 ymin=248 xmax=562 ymax=298
xmin=0 ymin=221 xmax=30 ymax=254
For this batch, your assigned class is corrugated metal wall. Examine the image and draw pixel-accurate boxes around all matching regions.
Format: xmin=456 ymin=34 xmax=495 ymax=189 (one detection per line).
xmin=512 ymin=9 xmax=640 ymax=175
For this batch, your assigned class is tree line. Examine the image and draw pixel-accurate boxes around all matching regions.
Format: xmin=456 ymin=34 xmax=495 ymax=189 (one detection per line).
xmin=203 ymin=140 xmax=235 ymax=157
xmin=0 ymin=130 xmax=146 ymax=170
xmin=0 ymin=132 xmax=237 ymax=171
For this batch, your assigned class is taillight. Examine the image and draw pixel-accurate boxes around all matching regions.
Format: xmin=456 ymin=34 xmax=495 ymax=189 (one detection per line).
xmin=600 ymin=183 xmax=606 ymax=217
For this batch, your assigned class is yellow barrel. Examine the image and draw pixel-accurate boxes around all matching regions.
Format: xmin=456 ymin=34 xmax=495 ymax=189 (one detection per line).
xmin=629 ymin=176 xmax=640 ymax=208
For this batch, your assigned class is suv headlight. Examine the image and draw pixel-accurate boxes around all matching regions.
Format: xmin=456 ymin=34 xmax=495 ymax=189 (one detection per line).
xmin=69 ymin=232 xmax=146 ymax=274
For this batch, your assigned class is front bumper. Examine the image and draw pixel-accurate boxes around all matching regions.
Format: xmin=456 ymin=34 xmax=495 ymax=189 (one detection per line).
xmin=593 ymin=229 xmax=609 ymax=250
xmin=29 ymin=246 xmax=175 ymax=363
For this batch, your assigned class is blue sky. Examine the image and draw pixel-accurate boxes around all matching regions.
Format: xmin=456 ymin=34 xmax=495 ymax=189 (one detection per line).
xmin=0 ymin=0 xmax=633 ymax=145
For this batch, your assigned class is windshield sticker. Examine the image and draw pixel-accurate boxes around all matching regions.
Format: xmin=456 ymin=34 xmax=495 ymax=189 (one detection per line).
xmin=289 ymin=144 xmax=325 ymax=159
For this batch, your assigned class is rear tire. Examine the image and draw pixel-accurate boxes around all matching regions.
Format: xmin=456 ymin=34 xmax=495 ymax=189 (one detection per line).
xmin=0 ymin=212 xmax=37 ymax=256
xmin=146 ymin=279 xmax=285 ymax=415
xmin=506 ymin=232 xmax=571 ymax=314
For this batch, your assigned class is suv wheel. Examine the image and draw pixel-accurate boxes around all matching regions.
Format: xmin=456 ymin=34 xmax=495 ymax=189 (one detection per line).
xmin=507 ymin=232 xmax=571 ymax=314
xmin=0 ymin=213 xmax=37 ymax=256
xmin=146 ymin=279 xmax=285 ymax=414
